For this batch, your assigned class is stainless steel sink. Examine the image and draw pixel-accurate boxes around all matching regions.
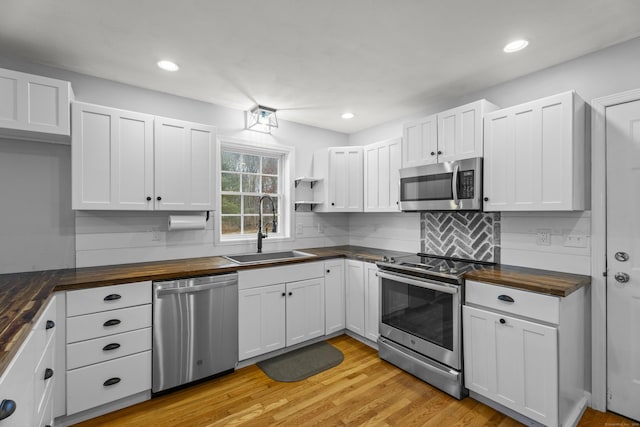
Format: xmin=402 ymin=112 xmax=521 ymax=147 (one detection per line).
xmin=223 ymin=250 xmax=316 ymax=265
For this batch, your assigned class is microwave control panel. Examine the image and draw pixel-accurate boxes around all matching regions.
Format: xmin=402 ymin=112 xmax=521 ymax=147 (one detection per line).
xmin=459 ymin=170 xmax=475 ymax=199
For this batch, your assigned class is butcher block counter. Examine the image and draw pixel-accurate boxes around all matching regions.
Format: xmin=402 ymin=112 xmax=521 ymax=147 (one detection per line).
xmin=0 ymin=245 xmax=589 ymax=376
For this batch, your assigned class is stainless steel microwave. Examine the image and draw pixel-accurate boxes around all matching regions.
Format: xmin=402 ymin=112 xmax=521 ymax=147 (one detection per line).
xmin=399 ymin=157 xmax=482 ymax=211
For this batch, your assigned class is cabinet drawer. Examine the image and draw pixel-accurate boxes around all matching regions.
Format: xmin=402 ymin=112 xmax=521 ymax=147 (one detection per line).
xmin=66 ymin=281 xmax=151 ymax=317
xmin=67 ymin=351 xmax=151 ymax=415
xmin=34 ymin=337 xmax=55 ymax=416
xmin=67 ymin=304 xmax=152 ymax=344
xmin=32 ymin=296 xmax=57 ymax=357
xmin=465 ymin=280 xmax=559 ymax=324
xmin=238 ymin=261 xmax=324 ymax=290
xmin=36 ymin=384 xmax=53 ymax=427
xmin=67 ymin=327 xmax=152 ymax=370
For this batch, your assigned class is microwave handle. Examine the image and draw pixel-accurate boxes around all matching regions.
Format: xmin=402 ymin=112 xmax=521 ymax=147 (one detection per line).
xmin=452 ymin=164 xmax=459 ymax=205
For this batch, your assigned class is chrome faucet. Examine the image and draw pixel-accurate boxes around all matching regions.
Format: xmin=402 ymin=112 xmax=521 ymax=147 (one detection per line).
xmin=257 ymin=195 xmax=277 ymax=253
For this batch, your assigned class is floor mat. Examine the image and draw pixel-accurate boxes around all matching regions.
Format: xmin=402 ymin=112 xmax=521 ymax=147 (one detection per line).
xmin=257 ymin=341 xmax=344 ymax=382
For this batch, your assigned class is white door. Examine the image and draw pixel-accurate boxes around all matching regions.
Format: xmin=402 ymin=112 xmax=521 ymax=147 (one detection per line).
xmin=286 ymin=278 xmax=325 ymax=346
xmin=364 ymin=263 xmax=379 ymax=341
xmin=154 ymin=117 xmax=216 ymax=211
xmin=345 ymin=260 xmax=365 ymax=336
xmin=238 ymin=284 xmax=286 ymax=360
xmin=606 ymin=99 xmax=640 ymax=421
xmin=402 ymin=114 xmax=437 ymax=167
xmin=324 ymin=259 xmax=345 ymax=334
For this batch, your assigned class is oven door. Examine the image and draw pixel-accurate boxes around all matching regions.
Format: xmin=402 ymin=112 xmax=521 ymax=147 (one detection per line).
xmin=377 ymin=270 xmax=461 ymax=370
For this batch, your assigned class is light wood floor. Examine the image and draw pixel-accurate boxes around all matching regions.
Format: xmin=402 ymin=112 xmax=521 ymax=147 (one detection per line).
xmin=75 ymin=335 xmax=637 ymax=426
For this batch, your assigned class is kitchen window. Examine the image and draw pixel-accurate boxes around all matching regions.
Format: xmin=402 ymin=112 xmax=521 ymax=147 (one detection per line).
xmin=218 ymin=140 xmax=292 ymax=243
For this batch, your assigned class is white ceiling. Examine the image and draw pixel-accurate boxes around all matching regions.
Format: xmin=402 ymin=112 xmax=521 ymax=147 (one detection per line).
xmin=1 ymin=0 xmax=640 ymax=134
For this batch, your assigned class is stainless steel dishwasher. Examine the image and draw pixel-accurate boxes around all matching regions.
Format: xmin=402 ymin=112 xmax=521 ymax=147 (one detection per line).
xmin=152 ymin=273 xmax=238 ymax=393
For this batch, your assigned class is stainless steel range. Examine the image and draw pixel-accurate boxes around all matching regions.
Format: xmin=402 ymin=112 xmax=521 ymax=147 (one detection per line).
xmin=376 ymin=253 xmax=493 ymax=399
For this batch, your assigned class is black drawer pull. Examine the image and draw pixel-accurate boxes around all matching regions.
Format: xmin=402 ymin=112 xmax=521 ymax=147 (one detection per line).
xmin=103 ymin=343 xmax=121 ymax=351
xmin=44 ymin=368 xmax=54 ymax=380
xmin=497 ymin=295 xmax=515 ymax=303
xmin=499 ymin=318 xmax=506 ymax=324
xmin=104 ymin=294 xmax=122 ymax=301
xmin=45 ymin=320 xmax=55 ymax=330
xmin=0 ymin=399 xmax=16 ymax=420
xmin=103 ymin=319 xmax=121 ymax=327
xmin=103 ymin=377 xmax=121 ymax=387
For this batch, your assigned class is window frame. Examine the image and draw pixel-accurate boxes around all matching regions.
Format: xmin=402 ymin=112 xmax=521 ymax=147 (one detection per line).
xmin=215 ymin=137 xmax=294 ymax=245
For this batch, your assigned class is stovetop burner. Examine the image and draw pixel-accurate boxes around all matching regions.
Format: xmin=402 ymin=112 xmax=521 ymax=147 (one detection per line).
xmin=377 ymin=253 xmax=494 ymax=283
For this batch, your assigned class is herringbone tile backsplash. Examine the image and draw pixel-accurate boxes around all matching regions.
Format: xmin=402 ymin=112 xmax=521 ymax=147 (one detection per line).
xmin=420 ymin=212 xmax=501 ymax=262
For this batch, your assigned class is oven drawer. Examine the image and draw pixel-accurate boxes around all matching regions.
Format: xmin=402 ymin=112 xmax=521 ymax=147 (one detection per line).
xmin=465 ymin=280 xmax=559 ymax=324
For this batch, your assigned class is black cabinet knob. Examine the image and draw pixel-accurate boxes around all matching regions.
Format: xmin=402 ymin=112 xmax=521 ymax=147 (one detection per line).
xmin=157 ymin=196 xmax=162 ymax=201
xmin=44 ymin=368 xmax=54 ymax=380
xmin=103 ymin=343 xmax=121 ymax=351
xmin=331 ymin=202 xmax=335 ymax=206
xmin=103 ymin=319 xmax=121 ymax=327
xmin=326 ymin=269 xmax=330 ymax=273
xmin=483 ymin=197 xmax=489 ymax=202
xmin=103 ymin=377 xmax=121 ymax=387
xmin=437 ymin=150 xmax=442 ymax=155
xmin=499 ymin=318 xmax=506 ymax=324
xmin=0 ymin=399 xmax=16 ymax=420
xmin=146 ymin=196 xmax=152 ymax=201
xmin=430 ymin=151 xmax=435 ymax=156
xmin=45 ymin=320 xmax=55 ymax=330
xmin=104 ymin=294 xmax=121 ymax=301
xmin=281 ymin=292 xmax=286 ymax=297
xmin=288 ymin=292 xmax=292 ymax=296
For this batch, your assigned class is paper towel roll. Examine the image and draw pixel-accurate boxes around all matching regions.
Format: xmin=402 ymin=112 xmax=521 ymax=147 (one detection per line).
xmin=168 ymin=215 xmax=207 ymax=231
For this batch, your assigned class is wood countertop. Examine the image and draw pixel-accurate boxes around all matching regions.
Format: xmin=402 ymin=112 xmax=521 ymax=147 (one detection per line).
xmin=0 ymin=245 xmax=589 ymax=376
xmin=464 ymin=264 xmax=591 ymax=297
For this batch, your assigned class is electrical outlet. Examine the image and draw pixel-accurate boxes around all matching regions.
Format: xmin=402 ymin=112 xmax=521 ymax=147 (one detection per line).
xmin=152 ymin=230 xmax=162 ymax=242
xmin=317 ymin=223 xmax=324 ymax=234
xmin=296 ymin=223 xmax=304 ymax=235
xmin=536 ymin=229 xmax=552 ymax=246
xmin=564 ymin=234 xmax=587 ymax=248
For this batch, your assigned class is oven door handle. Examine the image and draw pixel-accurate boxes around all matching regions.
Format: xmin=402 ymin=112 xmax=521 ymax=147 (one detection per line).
xmin=452 ymin=163 xmax=459 ymax=205
xmin=376 ymin=271 xmax=459 ymax=295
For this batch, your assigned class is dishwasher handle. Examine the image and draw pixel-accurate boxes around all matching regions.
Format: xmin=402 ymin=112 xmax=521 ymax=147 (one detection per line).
xmin=155 ymin=279 xmax=237 ymax=297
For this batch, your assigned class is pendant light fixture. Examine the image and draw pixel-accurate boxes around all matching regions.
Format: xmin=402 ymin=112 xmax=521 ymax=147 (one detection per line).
xmin=246 ymin=105 xmax=279 ymax=133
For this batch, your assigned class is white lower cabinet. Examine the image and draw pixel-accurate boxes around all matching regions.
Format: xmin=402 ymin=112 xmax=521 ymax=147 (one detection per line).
xmin=345 ymin=260 xmax=379 ymax=341
xmin=65 ymin=281 xmax=152 ymax=417
xmin=0 ymin=296 xmax=57 ymax=427
xmin=238 ymin=262 xmax=326 ymax=361
xmin=463 ymin=280 xmax=587 ymax=427
xmin=324 ymin=259 xmax=345 ymax=335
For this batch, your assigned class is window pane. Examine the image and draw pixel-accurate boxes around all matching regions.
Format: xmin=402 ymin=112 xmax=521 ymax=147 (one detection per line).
xmin=242 ymin=154 xmax=260 ymax=173
xmin=221 ymin=151 xmax=241 ymax=172
xmin=262 ymin=176 xmax=278 ymax=194
xmin=221 ymin=195 xmax=241 ymax=214
xmin=242 ymin=174 xmax=260 ymax=193
xmin=244 ymin=195 xmax=260 ymax=214
xmin=221 ymin=216 xmax=241 ymax=234
xmin=243 ymin=216 xmax=259 ymax=234
xmin=221 ymin=172 xmax=240 ymax=192
xmin=262 ymin=157 xmax=278 ymax=175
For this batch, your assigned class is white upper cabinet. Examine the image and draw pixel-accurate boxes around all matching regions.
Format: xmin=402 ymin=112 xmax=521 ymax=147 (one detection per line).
xmin=72 ymin=102 xmax=154 ymax=210
xmin=402 ymin=100 xmax=498 ymax=168
xmin=154 ymin=117 xmax=216 ymax=211
xmin=0 ymin=67 xmax=72 ymax=143
xmin=313 ymin=146 xmax=363 ymax=212
xmin=483 ymin=91 xmax=585 ymax=211
xmin=364 ymin=137 xmax=402 ymax=212
xmin=71 ymin=103 xmax=217 ymax=211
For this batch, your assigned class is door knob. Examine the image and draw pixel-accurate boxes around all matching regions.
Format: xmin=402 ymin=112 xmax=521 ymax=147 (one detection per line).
xmin=614 ymin=272 xmax=630 ymax=283
xmin=615 ymin=252 xmax=629 ymax=262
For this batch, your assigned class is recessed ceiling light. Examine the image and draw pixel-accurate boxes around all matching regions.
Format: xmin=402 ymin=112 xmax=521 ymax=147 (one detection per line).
xmin=503 ymin=39 xmax=529 ymax=53
xmin=157 ymin=60 xmax=179 ymax=71
xmin=341 ymin=112 xmax=355 ymax=119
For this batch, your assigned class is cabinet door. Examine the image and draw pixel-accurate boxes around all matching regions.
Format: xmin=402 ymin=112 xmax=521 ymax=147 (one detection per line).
xmin=463 ymin=306 xmax=559 ymax=426
xmin=0 ymin=331 xmax=35 ymax=427
xmin=402 ymin=114 xmax=438 ymax=167
xmin=0 ymin=67 xmax=70 ymax=139
xmin=72 ymin=103 xmax=154 ymax=210
xmin=154 ymin=117 xmax=216 ymax=211
xmin=345 ymin=260 xmax=365 ymax=336
xmin=364 ymin=263 xmax=379 ymax=342
xmin=324 ymin=259 xmax=345 ymax=335
xmin=438 ymin=101 xmax=484 ymax=162
xmin=364 ymin=138 xmax=402 ymax=212
xmin=238 ymin=284 xmax=286 ymax=360
xmin=484 ymin=92 xmax=583 ymax=211
xmin=328 ymin=147 xmax=363 ymax=212
xmin=286 ymin=278 xmax=325 ymax=346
